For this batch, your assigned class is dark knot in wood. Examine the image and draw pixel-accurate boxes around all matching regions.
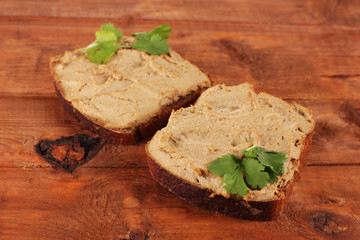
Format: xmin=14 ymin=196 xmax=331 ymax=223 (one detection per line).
xmin=119 ymin=229 xmax=149 ymax=240
xmin=129 ymin=229 xmax=149 ymax=240
xmin=340 ymin=102 xmax=360 ymax=129
xmin=314 ymin=120 xmax=338 ymax=141
xmin=309 ymin=211 xmax=350 ymax=238
xmin=34 ymin=134 xmax=106 ymax=172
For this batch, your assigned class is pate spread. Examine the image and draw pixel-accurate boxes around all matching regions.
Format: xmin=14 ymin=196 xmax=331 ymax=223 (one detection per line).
xmin=52 ymin=39 xmax=211 ymax=131
xmin=147 ymin=84 xmax=315 ymax=201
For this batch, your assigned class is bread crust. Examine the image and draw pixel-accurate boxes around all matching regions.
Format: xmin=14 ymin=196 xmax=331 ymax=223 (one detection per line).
xmin=50 ymin=55 xmax=214 ymax=145
xmin=146 ymin=131 xmax=314 ymax=220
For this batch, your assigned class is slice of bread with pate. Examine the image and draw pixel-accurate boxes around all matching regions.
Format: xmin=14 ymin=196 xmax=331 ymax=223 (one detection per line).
xmin=146 ymin=83 xmax=315 ymax=220
xmin=50 ymin=37 xmax=212 ymax=144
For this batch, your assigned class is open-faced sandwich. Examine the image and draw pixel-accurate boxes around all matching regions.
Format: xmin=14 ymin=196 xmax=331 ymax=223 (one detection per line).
xmin=50 ymin=24 xmax=212 ymax=144
xmin=146 ymin=83 xmax=315 ymax=220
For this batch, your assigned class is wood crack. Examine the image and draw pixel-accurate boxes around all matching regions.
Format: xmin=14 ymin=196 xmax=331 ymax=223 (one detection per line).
xmin=320 ymin=74 xmax=360 ymax=78
xmin=304 ymin=163 xmax=360 ymax=167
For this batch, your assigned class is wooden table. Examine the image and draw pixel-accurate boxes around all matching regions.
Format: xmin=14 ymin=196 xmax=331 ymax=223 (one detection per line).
xmin=1 ymin=0 xmax=360 ymax=239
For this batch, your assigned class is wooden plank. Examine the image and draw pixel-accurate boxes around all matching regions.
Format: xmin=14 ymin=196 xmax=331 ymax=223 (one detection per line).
xmin=1 ymin=1 xmax=359 ymax=239
xmin=0 ymin=96 xmax=148 ymax=168
xmin=305 ymin=100 xmax=360 ymax=167
xmin=1 ymin=16 xmax=360 ymax=99
xmin=0 ymin=96 xmax=83 ymax=167
xmin=1 ymin=97 xmax=359 ymax=168
xmin=1 ymin=0 xmax=359 ymax=27
xmin=1 ymin=166 xmax=359 ymax=239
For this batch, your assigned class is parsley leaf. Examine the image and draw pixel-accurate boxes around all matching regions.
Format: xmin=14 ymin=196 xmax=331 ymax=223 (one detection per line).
xmin=83 ymin=23 xmax=171 ymax=63
xmin=133 ymin=34 xmax=169 ymax=55
xmin=242 ymin=145 xmax=260 ymax=158
xmin=222 ymin=167 xmax=249 ymax=196
xmin=132 ymin=24 xmax=171 ymax=55
xmin=132 ymin=24 xmax=172 ymax=40
xmin=83 ymin=23 xmax=122 ymax=64
xmin=100 ymin=23 xmax=123 ymax=40
xmin=242 ymin=157 xmax=269 ymax=189
xmin=85 ymin=42 xmax=119 ymax=64
xmin=243 ymin=146 xmax=287 ymax=174
xmin=208 ymin=154 xmax=239 ymax=177
xmin=149 ymin=24 xmax=172 ymax=39
xmin=265 ymin=166 xmax=279 ymax=183
xmin=95 ymin=30 xmax=117 ymax=43
xmin=208 ymin=146 xmax=288 ymax=197
xmin=257 ymin=149 xmax=287 ymax=175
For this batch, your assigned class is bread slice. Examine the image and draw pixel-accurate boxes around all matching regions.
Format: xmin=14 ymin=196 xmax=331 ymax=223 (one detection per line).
xmin=146 ymin=83 xmax=315 ymax=220
xmin=50 ymin=37 xmax=212 ymax=144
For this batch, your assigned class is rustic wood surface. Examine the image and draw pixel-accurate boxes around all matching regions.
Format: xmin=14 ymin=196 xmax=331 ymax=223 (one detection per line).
xmin=1 ymin=0 xmax=360 ymax=239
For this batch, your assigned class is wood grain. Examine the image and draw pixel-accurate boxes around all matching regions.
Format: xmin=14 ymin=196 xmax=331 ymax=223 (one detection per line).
xmin=1 ymin=166 xmax=359 ymax=240
xmin=2 ymin=0 xmax=360 ymax=27
xmin=1 ymin=0 xmax=360 ymax=239
xmin=1 ymin=16 xmax=360 ymax=99
xmin=1 ymin=97 xmax=360 ymax=167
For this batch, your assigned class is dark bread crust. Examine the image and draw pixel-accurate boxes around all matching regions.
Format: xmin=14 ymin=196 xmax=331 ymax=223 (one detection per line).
xmin=146 ymin=131 xmax=314 ymax=221
xmin=50 ymin=55 xmax=214 ymax=145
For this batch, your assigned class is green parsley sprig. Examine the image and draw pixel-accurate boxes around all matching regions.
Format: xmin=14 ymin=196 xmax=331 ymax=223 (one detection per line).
xmin=207 ymin=146 xmax=288 ymax=197
xmin=83 ymin=23 xmax=172 ymax=64
xmin=132 ymin=24 xmax=172 ymax=55
xmin=83 ymin=23 xmax=123 ymax=64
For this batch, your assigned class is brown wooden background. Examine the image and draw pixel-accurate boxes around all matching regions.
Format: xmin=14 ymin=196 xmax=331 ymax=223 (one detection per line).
xmin=1 ymin=0 xmax=360 ymax=239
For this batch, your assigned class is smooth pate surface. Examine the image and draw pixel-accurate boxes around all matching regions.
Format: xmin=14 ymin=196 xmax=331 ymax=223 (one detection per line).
xmin=147 ymin=84 xmax=315 ymax=201
xmin=52 ymin=38 xmax=211 ymax=131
